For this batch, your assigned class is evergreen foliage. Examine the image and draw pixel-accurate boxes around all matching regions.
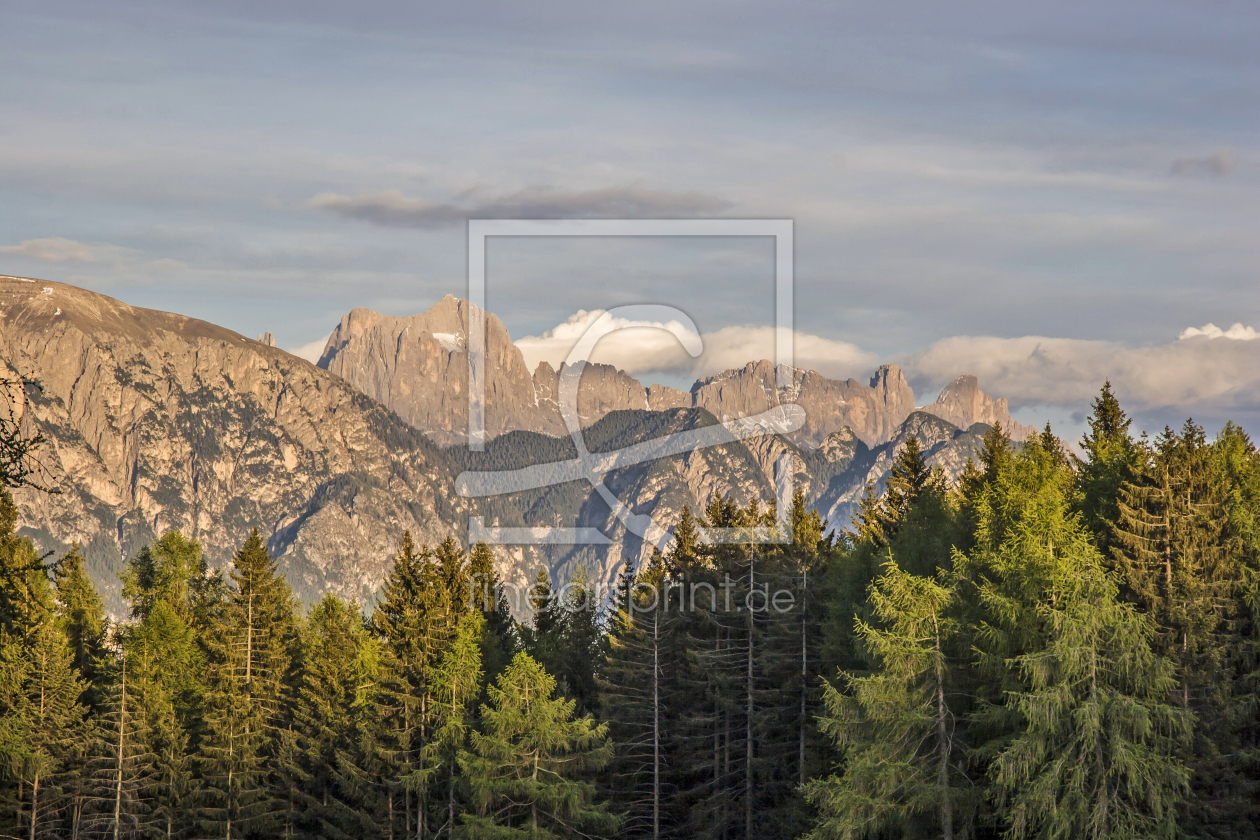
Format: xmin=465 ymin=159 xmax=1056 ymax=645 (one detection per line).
xmin=3 ymin=385 xmax=1260 ymax=840
xmin=458 ymin=651 xmax=617 ymax=840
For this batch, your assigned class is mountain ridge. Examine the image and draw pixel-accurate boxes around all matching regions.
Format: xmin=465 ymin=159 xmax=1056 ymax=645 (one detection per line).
xmin=318 ymin=295 xmax=1037 ymax=448
xmin=2 ymin=276 xmax=1036 ymax=611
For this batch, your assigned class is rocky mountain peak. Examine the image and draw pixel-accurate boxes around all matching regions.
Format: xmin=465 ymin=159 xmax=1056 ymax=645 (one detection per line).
xmin=921 ymin=374 xmax=1036 ymax=440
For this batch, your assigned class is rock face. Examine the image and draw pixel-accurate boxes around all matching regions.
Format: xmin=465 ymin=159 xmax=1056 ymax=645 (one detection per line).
xmin=690 ymin=360 xmax=916 ymax=447
xmin=3 ymin=278 xmax=1046 ymax=613
xmin=922 ymin=375 xmax=1036 ymax=441
xmin=319 ymin=297 xmax=552 ymax=447
xmin=0 ymin=277 xmax=469 ymax=610
xmin=320 ymin=300 xmax=931 ymax=449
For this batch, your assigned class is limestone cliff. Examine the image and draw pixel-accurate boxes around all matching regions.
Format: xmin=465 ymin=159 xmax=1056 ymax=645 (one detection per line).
xmin=2 ymin=277 xmax=1045 ymax=612
xmin=0 ymin=276 xmax=467 ymax=610
xmin=921 ymin=375 xmax=1036 ymax=441
xmin=319 ymin=299 xmax=925 ymax=450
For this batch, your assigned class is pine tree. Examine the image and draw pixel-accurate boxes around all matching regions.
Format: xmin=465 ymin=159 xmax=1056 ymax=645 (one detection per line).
xmin=53 ymin=544 xmax=107 ymax=692
xmin=81 ymin=650 xmax=157 ymax=840
xmin=197 ymin=528 xmax=297 ymax=839
xmin=123 ymin=598 xmax=202 ymax=840
xmin=1112 ymin=421 xmax=1233 ymax=709
xmin=467 ymin=541 xmax=515 ymax=687
xmin=990 ymin=560 xmax=1191 ymax=840
xmin=1077 ymin=382 xmax=1141 ymax=552
xmin=422 ymin=611 xmax=484 ymax=839
xmin=806 ymin=561 xmax=970 ymax=840
xmin=600 ymin=553 xmax=676 ymax=840
xmin=372 ymin=531 xmax=457 ymax=840
xmin=288 ymin=594 xmax=380 ymax=839
xmin=13 ymin=620 xmax=89 ymax=839
xmin=121 ymin=531 xmax=208 ymax=624
xmin=458 ymin=652 xmax=618 ymax=839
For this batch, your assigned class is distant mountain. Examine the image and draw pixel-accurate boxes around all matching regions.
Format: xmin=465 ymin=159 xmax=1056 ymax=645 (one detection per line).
xmin=1 ymin=277 xmax=1037 ymax=611
xmin=0 ymin=276 xmax=471 ymax=611
xmin=318 ymin=296 xmax=1036 ymax=447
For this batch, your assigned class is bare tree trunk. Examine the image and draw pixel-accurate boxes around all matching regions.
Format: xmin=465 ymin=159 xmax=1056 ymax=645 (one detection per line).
xmin=29 ymin=773 xmax=38 ymax=840
xmin=745 ymin=548 xmax=754 ymax=840
xmin=418 ymin=693 xmax=427 ymax=840
xmin=800 ymin=565 xmax=807 ymax=787
xmin=532 ymin=750 xmax=540 ymax=833
xmin=933 ymin=612 xmax=953 ymax=840
xmin=226 ymin=718 xmax=235 ymax=840
xmin=652 ymin=611 xmax=660 ymax=840
xmin=115 ymin=656 xmax=126 ymax=840
xmin=245 ymin=593 xmax=253 ymax=684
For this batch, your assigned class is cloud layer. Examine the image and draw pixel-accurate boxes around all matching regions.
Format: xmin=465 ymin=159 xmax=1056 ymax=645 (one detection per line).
xmin=307 ymin=186 xmax=734 ymax=228
xmin=518 ymin=310 xmax=1260 ymax=428
xmin=0 ymin=237 xmax=127 ymax=263
xmin=899 ymin=326 xmax=1260 ymax=418
xmin=514 ymin=310 xmax=875 ymax=382
xmin=1169 ymin=152 xmax=1235 ymax=178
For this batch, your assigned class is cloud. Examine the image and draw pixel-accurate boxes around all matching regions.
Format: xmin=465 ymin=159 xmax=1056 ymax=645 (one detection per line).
xmin=900 ymin=325 xmax=1260 ymax=416
xmin=1170 ymin=152 xmax=1234 ymax=177
xmin=514 ymin=310 xmax=876 ymax=382
xmin=0 ymin=237 xmax=128 ymax=263
xmin=1178 ymin=322 xmax=1257 ymax=341
xmin=289 ymin=334 xmax=331 ymax=364
xmin=307 ymin=185 xmax=734 ymax=228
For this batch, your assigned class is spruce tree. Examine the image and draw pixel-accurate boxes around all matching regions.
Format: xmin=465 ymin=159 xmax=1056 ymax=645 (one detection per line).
xmin=53 ymin=544 xmax=106 ymax=692
xmin=806 ymin=561 xmax=970 ymax=840
xmin=197 ymin=528 xmax=297 ymax=839
xmin=13 ymin=620 xmax=89 ymax=839
xmin=522 ymin=567 xmax=563 ymax=685
xmin=554 ymin=570 xmax=605 ymax=716
xmin=600 ymin=553 xmax=677 ymax=840
xmin=122 ymin=598 xmax=202 ymax=840
xmin=458 ymin=652 xmax=617 ymax=839
xmin=288 ymin=593 xmax=380 ymax=839
xmin=81 ymin=650 xmax=156 ymax=840
xmin=1077 ymin=383 xmax=1142 ymax=553
xmin=467 ymin=541 xmax=515 ymax=686
xmin=421 ymin=611 xmax=484 ymax=839
xmin=121 ymin=531 xmax=207 ymax=624
xmin=1112 ymin=421 xmax=1233 ymax=709
xmin=990 ymin=560 xmax=1191 ymax=840
xmin=372 ymin=531 xmax=456 ymax=840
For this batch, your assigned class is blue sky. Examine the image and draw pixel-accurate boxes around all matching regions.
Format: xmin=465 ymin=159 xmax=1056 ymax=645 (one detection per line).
xmin=2 ymin=0 xmax=1257 ymax=438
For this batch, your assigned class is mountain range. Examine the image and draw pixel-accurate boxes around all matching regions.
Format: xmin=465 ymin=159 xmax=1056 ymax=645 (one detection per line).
xmin=1 ymin=275 xmax=1035 ymax=612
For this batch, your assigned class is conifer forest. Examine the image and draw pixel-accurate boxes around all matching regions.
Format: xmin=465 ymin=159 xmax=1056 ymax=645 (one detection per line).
xmin=3 ymin=383 xmax=1259 ymax=840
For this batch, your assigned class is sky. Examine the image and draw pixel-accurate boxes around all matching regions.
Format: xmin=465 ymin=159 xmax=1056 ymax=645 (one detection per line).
xmin=1 ymin=0 xmax=1257 ymax=440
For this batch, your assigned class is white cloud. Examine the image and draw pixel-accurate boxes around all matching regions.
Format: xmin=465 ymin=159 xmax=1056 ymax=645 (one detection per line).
xmin=1170 ymin=152 xmax=1234 ymax=178
xmin=900 ymin=327 xmax=1260 ymax=415
xmin=0 ymin=237 xmax=128 ymax=263
xmin=514 ymin=310 xmax=876 ymax=381
xmin=289 ymin=335 xmax=331 ymax=364
xmin=1178 ymin=322 xmax=1257 ymax=341
xmin=519 ymin=313 xmax=1260 ymax=420
xmin=307 ymin=185 xmax=733 ymax=228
